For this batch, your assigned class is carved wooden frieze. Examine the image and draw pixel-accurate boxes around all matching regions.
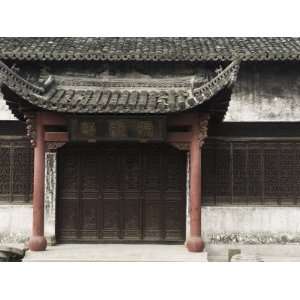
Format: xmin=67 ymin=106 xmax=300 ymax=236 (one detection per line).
xmin=69 ymin=116 xmax=167 ymax=142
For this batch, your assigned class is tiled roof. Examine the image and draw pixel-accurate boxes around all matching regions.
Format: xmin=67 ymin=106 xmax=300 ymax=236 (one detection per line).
xmin=0 ymin=60 xmax=240 ymax=114
xmin=0 ymin=37 xmax=300 ymax=61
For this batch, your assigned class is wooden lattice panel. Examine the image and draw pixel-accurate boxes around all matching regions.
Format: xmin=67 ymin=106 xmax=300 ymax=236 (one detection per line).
xmin=202 ymin=140 xmax=300 ymax=206
xmin=0 ymin=139 xmax=33 ymax=203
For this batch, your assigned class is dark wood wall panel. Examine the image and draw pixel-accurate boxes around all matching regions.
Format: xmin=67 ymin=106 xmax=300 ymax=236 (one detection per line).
xmin=203 ymin=140 xmax=300 ymax=206
xmin=0 ymin=139 xmax=33 ymax=203
xmin=247 ymin=145 xmax=263 ymax=204
xmin=215 ymin=143 xmax=231 ymax=204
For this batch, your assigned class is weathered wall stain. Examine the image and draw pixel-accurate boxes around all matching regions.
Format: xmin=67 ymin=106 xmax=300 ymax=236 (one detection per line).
xmin=202 ymin=206 xmax=300 ymax=244
xmin=226 ymin=62 xmax=300 ymax=122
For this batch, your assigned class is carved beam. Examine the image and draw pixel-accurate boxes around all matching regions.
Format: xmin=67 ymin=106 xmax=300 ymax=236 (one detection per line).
xmin=167 ymin=132 xmax=192 ymax=151
xmin=41 ymin=112 xmax=67 ymax=126
xmin=167 ymin=112 xmax=197 ymax=127
xmin=45 ymin=131 xmax=69 ymax=152
xmin=44 ymin=132 xmax=69 ymax=142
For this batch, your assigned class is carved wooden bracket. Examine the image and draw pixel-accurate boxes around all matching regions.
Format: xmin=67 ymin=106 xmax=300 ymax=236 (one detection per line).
xmin=24 ymin=112 xmax=37 ymax=147
xmin=169 ymin=142 xmax=189 ymax=151
xmin=46 ymin=142 xmax=66 ymax=153
xmin=198 ymin=114 xmax=210 ymax=148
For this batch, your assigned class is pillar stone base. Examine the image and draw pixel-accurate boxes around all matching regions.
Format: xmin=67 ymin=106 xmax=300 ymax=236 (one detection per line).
xmin=28 ymin=236 xmax=47 ymax=251
xmin=186 ymin=236 xmax=205 ymax=252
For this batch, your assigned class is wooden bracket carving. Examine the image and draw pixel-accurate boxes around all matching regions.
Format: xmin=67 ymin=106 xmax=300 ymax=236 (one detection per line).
xmin=46 ymin=142 xmax=66 ymax=152
xmin=24 ymin=112 xmax=37 ymax=147
xmin=169 ymin=142 xmax=189 ymax=151
xmin=198 ymin=114 xmax=210 ymax=147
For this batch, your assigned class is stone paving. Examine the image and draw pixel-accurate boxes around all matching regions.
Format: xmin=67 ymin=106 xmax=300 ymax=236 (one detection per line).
xmin=23 ymin=244 xmax=208 ymax=262
xmin=18 ymin=243 xmax=300 ymax=262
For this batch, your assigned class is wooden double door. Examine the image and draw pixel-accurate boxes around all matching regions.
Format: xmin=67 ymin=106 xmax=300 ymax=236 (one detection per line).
xmin=57 ymin=143 xmax=186 ymax=243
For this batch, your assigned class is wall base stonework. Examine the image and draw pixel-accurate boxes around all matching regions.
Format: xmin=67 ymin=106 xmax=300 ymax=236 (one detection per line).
xmin=0 ymin=205 xmax=32 ymax=244
xmin=202 ymin=206 xmax=300 ymax=244
xmin=3 ymin=203 xmax=300 ymax=245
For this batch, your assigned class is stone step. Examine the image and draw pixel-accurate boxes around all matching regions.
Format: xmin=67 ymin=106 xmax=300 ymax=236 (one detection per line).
xmin=23 ymin=244 xmax=208 ymax=262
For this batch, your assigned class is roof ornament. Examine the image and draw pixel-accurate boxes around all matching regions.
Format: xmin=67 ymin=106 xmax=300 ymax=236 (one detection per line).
xmin=192 ymin=59 xmax=240 ymax=104
xmin=43 ymin=75 xmax=55 ymax=91
xmin=0 ymin=60 xmax=46 ymax=95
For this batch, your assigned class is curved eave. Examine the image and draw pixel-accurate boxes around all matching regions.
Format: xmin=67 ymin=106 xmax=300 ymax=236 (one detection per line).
xmin=0 ymin=60 xmax=240 ymax=114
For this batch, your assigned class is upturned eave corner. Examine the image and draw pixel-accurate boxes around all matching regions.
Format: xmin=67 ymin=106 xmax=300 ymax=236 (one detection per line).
xmin=191 ymin=59 xmax=240 ymax=104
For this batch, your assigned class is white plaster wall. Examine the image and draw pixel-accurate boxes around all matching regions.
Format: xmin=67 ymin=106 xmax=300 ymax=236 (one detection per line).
xmin=202 ymin=206 xmax=300 ymax=244
xmin=224 ymin=63 xmax=300 ymax=122
xmin=0 ymin=92 xmax=16 ymax=120
xmin=2 ymin=204 xmax=300 ymax=244
xmin=0 ymin=205 xmax=32 ymax=243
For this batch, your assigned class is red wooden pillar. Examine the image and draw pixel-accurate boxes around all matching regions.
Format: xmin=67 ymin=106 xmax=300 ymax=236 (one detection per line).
xmin=186 ymin=115 xmax=209 ymax=252
xmin=28 ymin=113 xmax=47 ymax=251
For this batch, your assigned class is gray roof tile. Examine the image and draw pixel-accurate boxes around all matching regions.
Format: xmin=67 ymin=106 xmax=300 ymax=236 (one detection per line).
xmin=0 ymin=37 xmax=300 ymax=61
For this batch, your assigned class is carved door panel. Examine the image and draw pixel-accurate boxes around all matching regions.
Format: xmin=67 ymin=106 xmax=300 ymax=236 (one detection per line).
xmin=121 ymin=147 xmax=141 ymax=240
xmin=57 ymin=143 xmax=186 ymax=243
xmin=101 ymin=146 xmax=121 ymax=239
xmin=57 ymin=149 xmax=80 ymax=241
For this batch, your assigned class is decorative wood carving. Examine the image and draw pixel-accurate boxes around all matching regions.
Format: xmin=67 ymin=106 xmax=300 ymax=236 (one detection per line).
xmin=169 ymin=142 xmax=189 ymax=151
xmin=46 ymin=142 xmax=66 ymax=152
xmin=198 ymin=115 xmax=210 ymax=147
xmin=23 ymin=112 xmax=37 ymax=147
xmin=69 ymin=116 xmax=166 ymax=142
xmin=0 ymin=139 xmax=33 ymax=203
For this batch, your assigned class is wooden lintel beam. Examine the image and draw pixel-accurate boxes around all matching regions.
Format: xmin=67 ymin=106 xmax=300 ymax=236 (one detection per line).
xmin=167 ymin=132 xmax=192 ymax=143
xmin=167 ymin=112 xmax=209 ymax=127
xmin=41 ymin=112 xmax=67 ymax=126
xmin=167 ymin=112 xmax=198 ymax=127
xmin=44 ymin=132 xmax=69 ymax=142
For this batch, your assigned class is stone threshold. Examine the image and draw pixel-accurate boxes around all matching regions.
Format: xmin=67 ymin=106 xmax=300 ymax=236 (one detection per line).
xmin=23 ymin=244 xmax=208 ymax=262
